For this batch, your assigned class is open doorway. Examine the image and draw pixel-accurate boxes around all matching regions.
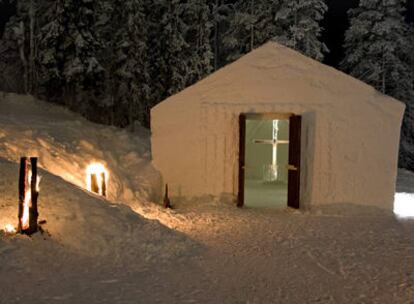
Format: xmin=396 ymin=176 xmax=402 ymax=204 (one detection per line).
xmin=238 ymin=113 xmax=301 ymax=209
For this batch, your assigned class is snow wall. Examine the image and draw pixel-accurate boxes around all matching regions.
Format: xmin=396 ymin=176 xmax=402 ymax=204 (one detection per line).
xmin=151 ymin=42 xmax=405 ymax=210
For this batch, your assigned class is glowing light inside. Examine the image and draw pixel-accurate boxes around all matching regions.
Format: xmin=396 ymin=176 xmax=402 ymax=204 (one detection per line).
xmin=4 ymin=224 xmax=16 ymax=233
xmin=86 ymin=163 xmax=109 ymax=196
xmin=394 ymin=193 xmax=414 ymax=218
xmin=20 ymin=170 xmax=41 ymax=230
xmin=21 ymin=171 xmax=32 ymax=230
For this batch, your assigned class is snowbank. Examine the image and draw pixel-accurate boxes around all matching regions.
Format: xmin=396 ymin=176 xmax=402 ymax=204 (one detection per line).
xmin=0 ymin=158 xmax=196 ymax=260
xmin=0 ymin=92 xmax=199 ymax=261
xmin=0 ymin=93 xmax=162 ymax=213
xmin=394 ymin=169 xmax=414 ymax=218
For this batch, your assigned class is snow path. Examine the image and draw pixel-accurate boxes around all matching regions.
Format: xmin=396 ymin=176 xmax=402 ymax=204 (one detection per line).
xmin=165 ymin=201 xmax=414 ymax=303
xmin=2 ymin=207 xmax=414 ymax=303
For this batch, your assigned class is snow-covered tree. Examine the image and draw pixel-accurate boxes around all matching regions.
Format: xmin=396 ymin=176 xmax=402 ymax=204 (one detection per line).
xmin=2 ymin=0 xmax=39 ymax=94
xmin=342 ymin=0 xmax=412 ymax=101
xmin=399 ymin=24 xmax=414 ymax=170
xmin=182 ymin=0 xmax=213 ymax=84
xmin=107 ymin=0 xmax=151 ymax=127
xmin=342 ymin=0 xmax=414 ymax=170
xmin=273 ymin=0 xmax=328 ymax=61
xmin=210 ymin=0 xmax=233 ymax=70
xmin=35 ymin=0 xmax=106 ymax=119
xmin=223 ymin=0 xmax=270 ymax=61
xmin=147 ymin=0 xmax=188 ymax=101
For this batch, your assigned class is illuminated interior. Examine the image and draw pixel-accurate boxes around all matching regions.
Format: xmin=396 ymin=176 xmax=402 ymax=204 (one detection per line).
xmin=394 ymin=193 xmax=414 ymax=218
xmin=244 ymin=119 xmax=289 ymax=208
xmin=86 ymin=163 xmax=109 ymax=196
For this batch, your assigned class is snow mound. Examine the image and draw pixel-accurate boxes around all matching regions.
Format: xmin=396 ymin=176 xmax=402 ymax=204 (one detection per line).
xmin=0 ymin=158 xmax=197 ymax=261
xmin=0 ymin=93 xmax=162 ymax=212
xmin=394 ymin=168 xmax=414 ymax=218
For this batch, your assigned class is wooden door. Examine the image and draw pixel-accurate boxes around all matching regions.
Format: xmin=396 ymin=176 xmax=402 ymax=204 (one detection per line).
xmin=237 ymin=114 xmax=246 ymax=207
xmin=288 ymin=115 xmax=302 ymax=209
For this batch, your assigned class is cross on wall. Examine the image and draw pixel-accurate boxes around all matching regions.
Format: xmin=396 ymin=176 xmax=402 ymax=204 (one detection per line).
xmin=252 ymin=120 xmax=289 ymax=180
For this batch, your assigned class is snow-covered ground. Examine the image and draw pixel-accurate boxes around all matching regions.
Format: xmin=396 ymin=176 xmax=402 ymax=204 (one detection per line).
xmin=1 ymin=93 xmax=414 ymax=303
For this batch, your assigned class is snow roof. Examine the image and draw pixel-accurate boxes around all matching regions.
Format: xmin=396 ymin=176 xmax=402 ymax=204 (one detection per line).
xmin=153 ymin=42 xmax=404 ymax=115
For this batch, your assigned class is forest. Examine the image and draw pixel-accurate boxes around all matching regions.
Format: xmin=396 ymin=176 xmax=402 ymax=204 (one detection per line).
xmin=0 ymin=0 xmax=413 ymax=170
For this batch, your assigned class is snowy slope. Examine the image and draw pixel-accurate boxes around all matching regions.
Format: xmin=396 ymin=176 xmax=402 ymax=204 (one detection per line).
xmin=0 ymin=158 xmax=195 ymax=260
xmin=0 ymin=93 xmax=162 ymax=212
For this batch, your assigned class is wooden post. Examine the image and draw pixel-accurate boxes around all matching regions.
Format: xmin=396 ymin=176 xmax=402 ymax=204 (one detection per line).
xmin=29 ymin=157 xmax=38 ymax=234
xmin=91 ymin=174 xmax=99 ymax=194
xmin=101 ymin=172 xmax=106 ymax=197
xmin=287 ymin=115 xmax=302 ymax=209
xmin=18 ymin=157 xmax=27 ymax=232
xmin=18 ymin=157 xmax=40 ymax=235
xmin=163 ymin=184 xmax=171 ymax=208
xmin=237 ymin=114 xmax=246 ymax=207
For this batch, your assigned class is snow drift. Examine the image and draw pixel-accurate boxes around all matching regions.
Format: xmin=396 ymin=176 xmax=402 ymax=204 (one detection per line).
xmin=0 ymin=92 xmax=197 ymax=260
xmin=0 ymin=93 xmax=162 ymax=211
xmin=0 ymin=157 xmax=196 ymax=260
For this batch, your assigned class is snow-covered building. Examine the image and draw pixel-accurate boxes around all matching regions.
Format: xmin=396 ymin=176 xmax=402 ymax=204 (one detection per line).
xmin=151 ymin=42 xmax=405 ymax=210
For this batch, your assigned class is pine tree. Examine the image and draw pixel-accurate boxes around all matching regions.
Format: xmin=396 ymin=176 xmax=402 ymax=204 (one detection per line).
xmin=273 ymin=0 xmax=328 ymax=61
xmin=342 ymin=0 xmax=412 ymax=101
xmin=147 ymin=0 xmax=189 ymax=102
xmin=182 ymin=0 xmax=213 ymax=85
xmin=399 ymin=24 xmax=414 ymax=169
xmin=97 ymin=0 xmax=150 ymax=126
xmin=37 ymin=0 xmax=105 ymax=113
xmin=223 ymin=0 xmax=326 ymax=63
xmin=223 ymin=0 xmax=269 ymax=61
xmin=210 ymin=0 xmax=233 ymax=70
xmin=342 ymin=0 xmax=414 ymax=170
xmin=2 ymin=0 xmax=38 ymax=94
xmin=36 ymin=0 xmax=65 ymax=99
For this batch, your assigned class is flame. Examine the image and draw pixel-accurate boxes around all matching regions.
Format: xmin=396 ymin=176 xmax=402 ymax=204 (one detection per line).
xmin=86 ymin=163 xmax=109 ymax=196
xmin=4 ymin=224 xmax=16 ymax=233
xmin=20 ymin=171 xmax=32 ymax=230
xmin=36 ymin=175 xmax=41 ymax=192
xmin=20 ymin=170 xmax=41 ymax=230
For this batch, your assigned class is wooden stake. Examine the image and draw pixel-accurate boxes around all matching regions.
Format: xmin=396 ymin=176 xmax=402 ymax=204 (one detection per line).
xmin=29 ymin=157 xmax=38 ymax=234
xmin=91 ymin=173 xmax=99 ymax=194
xmin=163 ymin=184 xmax=172 ymax=209
xmin=101 ymin=172 xmax=106 ymax=197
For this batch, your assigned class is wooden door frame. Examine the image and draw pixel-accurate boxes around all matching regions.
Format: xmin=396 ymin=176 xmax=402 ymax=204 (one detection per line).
xmin=237 ymin=112 xmax=301 ymax=209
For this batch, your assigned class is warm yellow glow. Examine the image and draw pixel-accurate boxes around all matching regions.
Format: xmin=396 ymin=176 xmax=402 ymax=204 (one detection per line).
xmin=20 ymin=170 xmax=41 ymax=230
xmin=86 ymin=163 xmax=109 ymax=196
xmin=21 ymin=171 xmax=32 ymax=230
xmin=394 ymin=193 xmax=414 ymax=218
xmin=4 ymin=224 xmax=16 ymax=233
xmin=36 ymin=175 xmax=41 ymax=192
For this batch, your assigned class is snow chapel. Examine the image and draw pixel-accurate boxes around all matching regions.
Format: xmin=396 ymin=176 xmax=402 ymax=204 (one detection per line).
xmin=151 ymin=42 xmax=405 ymax=210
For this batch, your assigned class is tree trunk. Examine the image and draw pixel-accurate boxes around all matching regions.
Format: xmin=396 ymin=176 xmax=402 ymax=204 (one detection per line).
xmin=250 ymin=0 xmax=255 ymax=51
xmin=29 ymin=0 xmax=36 ymax=94
xmin=381 ymin=52 xmax=386 ymax=94
xmin=18 ymin=21 xmax=29 ymax=94
xmin=214 ymin=0 xmax=219 ymax=70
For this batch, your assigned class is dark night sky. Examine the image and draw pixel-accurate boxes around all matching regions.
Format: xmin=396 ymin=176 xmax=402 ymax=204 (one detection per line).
xmin=0 ymin=0 xmax=414 ymax=68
